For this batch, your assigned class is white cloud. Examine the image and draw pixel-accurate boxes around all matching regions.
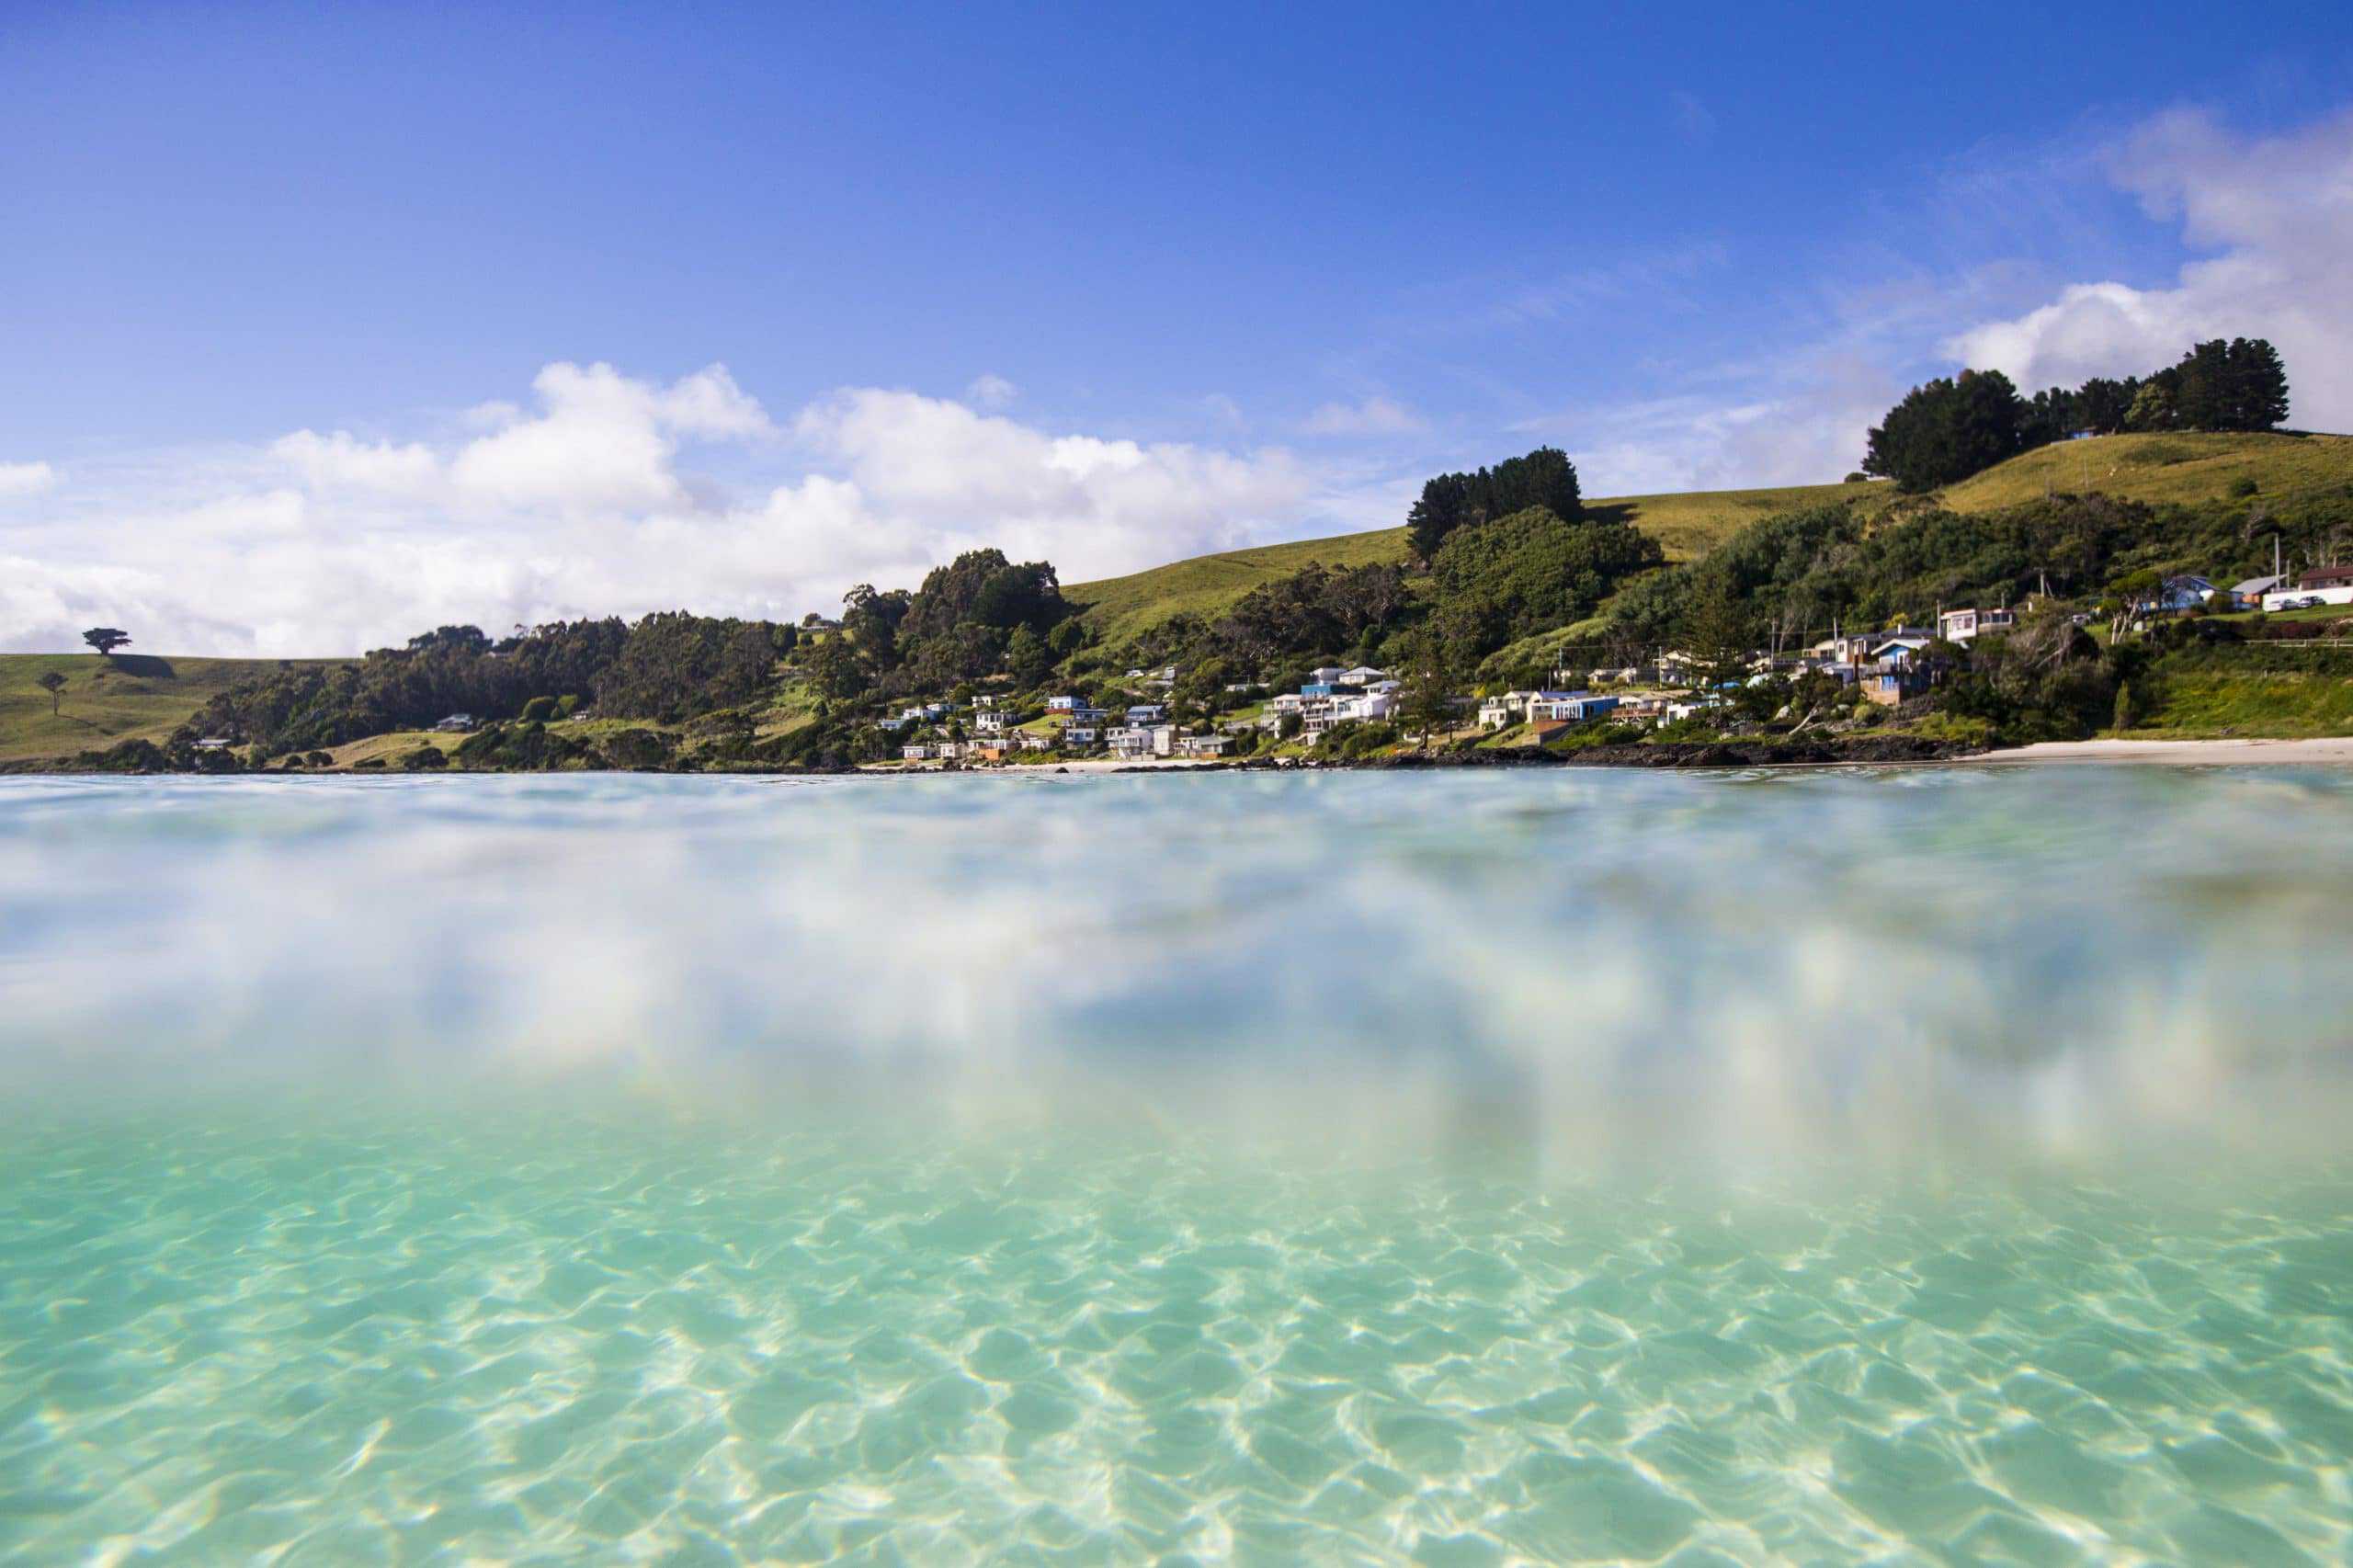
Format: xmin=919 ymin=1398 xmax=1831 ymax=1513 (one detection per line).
xmin=1301 ymin=395 xmax=1425 ymax=437
xmin=0 ymin=369 xmax=1322 ymax=655
xmin=0 ymin=461 xmax=58 ymax=498
xmin=271 ymin=430 xmax=440 ymax=497
xmin=964 ymin=373 xmax=1018 ymax=409
xmin=1945 ymin=108 xmax=2353 ymax=428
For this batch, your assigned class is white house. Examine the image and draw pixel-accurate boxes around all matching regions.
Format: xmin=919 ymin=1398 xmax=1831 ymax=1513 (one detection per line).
xmin=1938 ymin=608 xmax=2017 ymax=644
xmin=1046 ymin=694 xmax=1081 ymax=711
xmin=1338 ymin=665 xmax=1388 ymax=687
xmin=432 ymin=714 xmax=474 ymax=733
xmin=1178 ymin=733 xmax=1232 ymax=757
xmin=974 ymin=707 xmax=1013 ymax=735
xmin=901 ymin=744 xmax=932 ymax=761
xmin=1528 ymin=692 xmax=1618 ymax=723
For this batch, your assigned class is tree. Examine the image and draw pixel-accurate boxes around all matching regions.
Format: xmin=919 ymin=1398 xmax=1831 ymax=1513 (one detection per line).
xmin=1394 ymin=623 xmax=1467 ymax=744
xmin=1686 ymin=574 xmax=1756 ymax=689
xmin=804 ymin=632 xmax=870 ymax=702
xmin=1005 ymin=624 xmax=1052 ymax=687
xmin=2125 ymin=380 xmax=2177 ymax=432
xmin=37 ymin=670 xmax=66 ymax=714
xmin=1861 ymin=370 xmax=2035 ymax=492
xmin=83 ymin=628 xmax=131 ymax=656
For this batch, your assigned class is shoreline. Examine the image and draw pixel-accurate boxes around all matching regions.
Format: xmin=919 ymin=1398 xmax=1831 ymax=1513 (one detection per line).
xmin=1968 ymin=736 xmax=2353 ymax=766
xmin=16 ymin=733 xmax=2353 ymax=781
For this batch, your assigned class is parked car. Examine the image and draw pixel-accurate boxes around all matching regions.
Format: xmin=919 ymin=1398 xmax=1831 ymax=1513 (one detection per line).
xmin=2287 ymin=595 xmax=2325 ymax=610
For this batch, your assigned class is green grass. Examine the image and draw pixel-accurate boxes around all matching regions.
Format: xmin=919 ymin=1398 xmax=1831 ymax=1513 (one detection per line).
xmin=1937 ymin=431 xmax=2353 ymax=512
xmin=1065 ymin=527 xmax=1414 ymax=649
xmin=2125 ymin=668 xmax=2353 ymax=738
xmin=0 ymin=653 xmax=340 ymax=766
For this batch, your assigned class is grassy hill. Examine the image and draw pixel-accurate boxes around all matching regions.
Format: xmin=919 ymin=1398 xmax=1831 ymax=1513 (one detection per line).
xmin=1067 ymin=477 xmax=1882 ymax=646
xmin=1067 ymin=432 xmax=2353 ymax=648
xmin=0 ymin=653 xmax=341 ymax=766
xmin=1938 ymin=430 xmax=2353 ymax=512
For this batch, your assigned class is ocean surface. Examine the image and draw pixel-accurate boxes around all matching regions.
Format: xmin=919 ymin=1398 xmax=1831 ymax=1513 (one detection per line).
xmin=2 ymin=767 xmax=2350 ymax=1564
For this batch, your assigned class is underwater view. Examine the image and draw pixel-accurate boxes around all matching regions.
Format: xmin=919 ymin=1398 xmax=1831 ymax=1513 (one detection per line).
xmin=4 ymin=768 xmax=2351 ymax=1563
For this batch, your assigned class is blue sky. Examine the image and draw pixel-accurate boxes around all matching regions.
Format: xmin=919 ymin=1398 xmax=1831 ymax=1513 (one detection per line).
xmin=6 ymin=1 xmax=2353 ymax=652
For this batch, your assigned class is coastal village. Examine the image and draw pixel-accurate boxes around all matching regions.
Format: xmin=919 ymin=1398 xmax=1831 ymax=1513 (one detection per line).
xmin=869 ymin=561 xmax=2353 ymax=769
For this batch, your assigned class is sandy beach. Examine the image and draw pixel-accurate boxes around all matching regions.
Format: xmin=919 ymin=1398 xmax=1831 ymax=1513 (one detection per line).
xmin=1975 ymin=736 xmax=2353 ymax=766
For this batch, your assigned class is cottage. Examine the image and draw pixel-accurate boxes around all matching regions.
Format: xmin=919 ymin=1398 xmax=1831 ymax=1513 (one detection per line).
xmin=974 ymin=707 xmax=1013 ymax=734
xmin=1046 ymin=695 xmax=1081 ymax=712
xmin=1178 ymin=733 xmax=1232 ymax=757
xmin=901 ymin=744 xmax=932 ymax=761
xmin=1528 ymin=692 xmax=1619 ymax=723
xmin=2232 ymin=574 xmax=2289 ymax=609
xmin=1337 ymin=665 xmax=1388 ymax=687
xmin=2138 ymin=575 xmax=2216 ymax=616
xmin=1125 ymin=704 xmax=1166 ymax=724
xmin=1863 ymin=638 xmax=1944 ymax=706
xmin=193 ymin=736 xmax=234 ymax=751
xmin=432 ymin=713 xmax=474 ymax=733
xmin=1937 ymin=607 xmax=2016 ymax=644
xmin=1063 ymin=724 xmax=1100 ymax=745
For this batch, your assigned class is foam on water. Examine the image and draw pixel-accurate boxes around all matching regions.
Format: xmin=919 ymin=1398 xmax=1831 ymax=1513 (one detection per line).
xmin=3 ymin=768 xmax=2351 ymax=1562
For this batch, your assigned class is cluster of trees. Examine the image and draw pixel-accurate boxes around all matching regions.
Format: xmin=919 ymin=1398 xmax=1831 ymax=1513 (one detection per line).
xmin=174 ymin=612 xmax=790 ymax=758
xmin=1405 ymin=447 xmax=1583 ymax=559
xmin=1864 ymin=338 xmax=2292 ymax=491
xmin=815 ymin=550 xmax=1075 ymax=698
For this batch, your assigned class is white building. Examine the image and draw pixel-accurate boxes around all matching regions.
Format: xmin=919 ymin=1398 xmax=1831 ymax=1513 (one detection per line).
xmin=1938 ymin=607 xmax=2016 ymax=644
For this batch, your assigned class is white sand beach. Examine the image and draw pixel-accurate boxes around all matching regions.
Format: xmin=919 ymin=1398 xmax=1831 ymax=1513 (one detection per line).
xmin=1977 ymin=736 xmax=2353 ymax=766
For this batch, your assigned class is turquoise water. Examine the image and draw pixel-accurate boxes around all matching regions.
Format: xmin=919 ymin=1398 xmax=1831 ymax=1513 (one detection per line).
xmin=3 ymin=769 xmax=2351 ymax=1562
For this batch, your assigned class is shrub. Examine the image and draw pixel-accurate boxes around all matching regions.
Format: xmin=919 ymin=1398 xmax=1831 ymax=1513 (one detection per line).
xmin=2112 ymin=681 xmax=2143 ymax=732
xmin=2229 ymin=475 xmax=2260 ymax=498
xmin=520 ymin=695 xmax=558 ymax=722
xmin=398 ymin=744 xmax=449 ymax=770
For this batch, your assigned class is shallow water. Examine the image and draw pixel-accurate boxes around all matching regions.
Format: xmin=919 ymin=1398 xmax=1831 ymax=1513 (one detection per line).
xmin=3 ymin=769 xmax=2351 ymax=1562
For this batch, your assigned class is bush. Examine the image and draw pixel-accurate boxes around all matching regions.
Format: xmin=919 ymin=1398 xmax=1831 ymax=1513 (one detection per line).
xmin=2112 ymin=680 xmax=2143 ymax=732
xmin=519 ymin=695 xmax=558 ymax=722
xmin=398 ymin=744 xmax=449 ymax=770
xmin=2229 ymin=475 xmax=2260 ymax=498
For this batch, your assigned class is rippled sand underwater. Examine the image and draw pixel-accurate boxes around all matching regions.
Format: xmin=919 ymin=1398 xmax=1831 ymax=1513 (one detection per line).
xmin=4 ymin=768 xmax=2353 ymax=1562
xmin=6 ymin=1115 xmax=2351 ymax=1564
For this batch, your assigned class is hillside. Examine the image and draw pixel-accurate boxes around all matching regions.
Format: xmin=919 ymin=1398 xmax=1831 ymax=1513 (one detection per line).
xmin=0 ymin=653 xmax=338 ymax=766
xmin=1937 ymin=430 xmax=2353 ymax=511
xmin=1067 ymin=432 xmax=2353 ymax=648
xmin=1067 ymin=477 xmax=1883 ymax=646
